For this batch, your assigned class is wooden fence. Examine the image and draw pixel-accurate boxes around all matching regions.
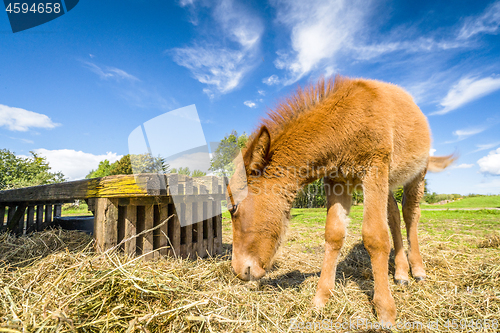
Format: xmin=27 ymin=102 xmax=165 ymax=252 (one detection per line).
xmin=0 ymin=174 xmax=226 ymax=259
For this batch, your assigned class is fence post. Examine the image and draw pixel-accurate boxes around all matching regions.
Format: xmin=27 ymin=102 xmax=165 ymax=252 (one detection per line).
xmin=94 ymin=198 xmax=119 ymax=252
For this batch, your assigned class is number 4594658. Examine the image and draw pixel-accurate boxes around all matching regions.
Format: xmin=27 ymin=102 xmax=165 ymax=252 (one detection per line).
xmin=5 ymin=3 xmax=61 ymax=14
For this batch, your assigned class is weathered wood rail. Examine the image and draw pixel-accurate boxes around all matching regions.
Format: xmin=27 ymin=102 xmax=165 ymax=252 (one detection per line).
xmin=0 ymin=174 xmax=227 ymax=259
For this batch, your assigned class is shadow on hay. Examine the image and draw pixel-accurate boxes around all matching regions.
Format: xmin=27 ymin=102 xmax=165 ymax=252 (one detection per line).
xmin=253 ymin=242 xmax=400 ymax=296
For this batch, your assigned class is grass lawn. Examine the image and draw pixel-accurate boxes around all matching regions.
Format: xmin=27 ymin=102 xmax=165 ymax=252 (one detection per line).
xmin=61 ymin=202 xmax=93 ymax=216
xmin=1 ymin=203 xmax=499 ymax=332
xmin=422 ymin=195 xmax=500 ymax=209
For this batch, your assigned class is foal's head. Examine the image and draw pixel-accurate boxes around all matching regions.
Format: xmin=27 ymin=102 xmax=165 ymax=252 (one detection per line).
xmin=228 ymin=126 xmax=291 ymax=281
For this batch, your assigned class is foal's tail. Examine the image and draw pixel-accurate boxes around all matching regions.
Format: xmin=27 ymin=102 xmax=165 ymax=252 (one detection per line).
xmin=427 ymin=154 xmax=458 ymax=172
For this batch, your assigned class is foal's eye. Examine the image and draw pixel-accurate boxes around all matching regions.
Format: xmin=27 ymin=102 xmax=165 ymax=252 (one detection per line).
xmin=228 ymin=203 xmax=239 ymax=215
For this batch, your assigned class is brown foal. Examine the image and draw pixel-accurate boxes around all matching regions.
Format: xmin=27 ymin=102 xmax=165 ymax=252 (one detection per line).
xmin=228 ymin=76 xmax=454 ymax=325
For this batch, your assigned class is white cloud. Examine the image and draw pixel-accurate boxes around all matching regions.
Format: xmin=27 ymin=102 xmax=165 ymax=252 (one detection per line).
xmin=202 ymin=88 xmax=215 ymax=100
xmin=263 ymin=74 xmax=280 ymax=85
xmin=451 ymin=163 xmax=474 ymax=169
xmin=429 ymin=148 xmax=436 ymax=156
xmin=458 ymin=1 xmax=500 ymax=39
xmin=352 ymin=38 xmax=465 ymax=61
xmin=477 ymin=148 xmax=500 ymax=176
xmin=258 ymin=90 xmax=265 ymax=96
xmin=83 ymin=62 xmax=139 ymax=82
xmin=83 ymin=61 xmax=176 ymax=109
xmin=446 ymin=126 xmax=487 ymax=143
xmin=0 ymin=104 xmax=60 ymax=132
xmin=244 ymin=101 xmax=256 ymax=108
xmin=267 ymin=1 xmax=500 ymax=88
xmin=9 ymin=136 xmax=34 ymax=144
xmin=178 ymin=0 xmax=196 ymax=7
xmin=171 ymin=0 xmax=263 ymax=95
xmin=172 ymin=47 xmax=250 ymax=94
xmin=271 ymin=0 xmax=370 ymax=84
xmin=471 ymin=142 xmax=500 ymax=153
xmin=34 ymin=149 xmax=122 ymax=181
xmin=433 ymin=76 xmax=500 ymax=115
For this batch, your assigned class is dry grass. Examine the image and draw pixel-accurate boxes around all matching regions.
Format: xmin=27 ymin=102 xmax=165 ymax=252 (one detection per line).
xmin=1 ymin=209 xmax=499 ymax=332
xmin=478 ymin=234 xmax=500 ymax=249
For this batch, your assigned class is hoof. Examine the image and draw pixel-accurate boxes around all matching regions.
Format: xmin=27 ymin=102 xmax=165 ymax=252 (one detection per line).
xmin=395 ymin=279 xmax=409 ymax=286
xmin=312 ymin=294 xmax=328 ymax=308
xmin=414 ymin=276 xmax=426 ymax=282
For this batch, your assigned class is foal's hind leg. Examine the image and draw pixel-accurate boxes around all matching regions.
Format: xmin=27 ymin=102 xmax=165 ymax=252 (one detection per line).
xmin=387 ymin=192 xmax=410 ymax=284
xmin=402 ymin=171 xmax=426 ymax=281
xmin=312 ymin=178 xmax=351 ymax=308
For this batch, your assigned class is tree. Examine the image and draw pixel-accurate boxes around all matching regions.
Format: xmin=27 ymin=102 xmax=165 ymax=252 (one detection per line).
xmin=293 ymin=179 xmax=326 ymax=208
xmin=170 ymin=167 xmax=207 ymax=177
xmin=210 ymin=131 xmax=248 ymax=177
xmin=0 ymin=149 xmax=65 ymax=190
xmin=191 ymin=169 xmax=207 ymax=177
xmin=109 ymin=154 xmax=133 ymax=175
xmin=86 ymin=160 xmax=113 ymax=179
xmin=86 ymin=153 xmax=169 ymax=179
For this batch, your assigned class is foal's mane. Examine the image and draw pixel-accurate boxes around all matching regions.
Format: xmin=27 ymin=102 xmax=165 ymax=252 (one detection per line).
xmin=250 ymin=75 xmax=351 ymax=147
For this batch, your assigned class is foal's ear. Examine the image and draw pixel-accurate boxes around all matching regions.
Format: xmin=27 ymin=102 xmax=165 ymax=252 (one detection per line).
xmin=244 ymin=126 xmax=271 ymax=174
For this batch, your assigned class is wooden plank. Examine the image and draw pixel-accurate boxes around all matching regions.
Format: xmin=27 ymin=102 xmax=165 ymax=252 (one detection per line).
xmin=86 ymin=198 xmax=96 ymax=213
xmin=6 ymin=203 xmax=27 ymax=234
xmin=44 ymin=205 xmax=52 ymax=229
xmin=117 ymin=206 xmax=126 ymax=248
xmin=159 ymin=203 xmax=169 ymax=256
xmin=143 ymin=205 xmax=154 ymax=260
xmin=0 ymin=174 xmax=169 ymax=203
xmin=26 ymin=206 xmax=35 ymax=233
xmin=192 ymin=182 xmax=204 ymax=257
xmin=119 ymin=196 xmax=170 ymax=207
xmin=54 ymin=204 xmax=62 ymax=218
xmin=184 ymin=202 xmax=193 ymax=258
xmin=169 ymin=203 xmax=180 ymax=258
xmin=206 ymin=200 xmax=213 ymax=256
xmin=7 ymin=206 xmax=15 ymax=224
xmin=136 ymin=206 xmax=145 ymax=255
xmin=192 ymin=179 xmax=208 ymax=195
xmin=196 ymin=176 xmax=217 ymax=194
xmin=94 ymin=198 xmax=119 ymax=252
xmin=153 ymin=205 xmax=161 ymax=259
xmin=18 ymin=206 xmax=25 ymax=235
xmin=196 ymin=201 xmax=204 ymax=257
xmin=124 ymin=205 xmax=137 ymax=257
xmin=214 ymin=200 xmax=223 ymax=254
xmin=36 ymin=205 xmax=44 ymax=231
xmin=179 ymin=203 xmax=187 ymax=258
xmin=166 ymin=174 xmax=179 ymax=195
xmin=0 ymin=206 xmax=5 ymax=227
xmin=184 ymin=178 xmax=193 ymax=195
xmin=169 ymin=194 xmax=225 ymax=204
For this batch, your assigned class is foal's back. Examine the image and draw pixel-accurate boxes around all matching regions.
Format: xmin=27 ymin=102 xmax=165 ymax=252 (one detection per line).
xmin=328 ymin=78 xmax=432 ymax=188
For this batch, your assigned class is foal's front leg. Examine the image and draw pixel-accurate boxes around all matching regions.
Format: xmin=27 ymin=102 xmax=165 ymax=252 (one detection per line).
xmin=362 ymin=164 xmax=396 ymax=326
xmin=313 ymin=179 xmax=352 ymax=307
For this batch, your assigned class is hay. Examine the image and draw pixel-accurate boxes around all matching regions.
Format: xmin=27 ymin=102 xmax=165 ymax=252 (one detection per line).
xmin=478 ymin=234 xmax=500 ymax=248
xmin=0 ymin=217 xmax=499 ymax=332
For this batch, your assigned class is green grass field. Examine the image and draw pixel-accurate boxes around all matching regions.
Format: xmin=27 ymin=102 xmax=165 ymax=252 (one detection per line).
xmin=61 ymin=202 xmax=93 ymax=216
xmin=422 ymin=195 xmax=500 ymax=209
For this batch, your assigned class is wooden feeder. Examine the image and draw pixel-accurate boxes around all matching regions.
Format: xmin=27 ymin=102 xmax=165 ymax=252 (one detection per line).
xmin=0 ymin=174 xmax=227 ymax=259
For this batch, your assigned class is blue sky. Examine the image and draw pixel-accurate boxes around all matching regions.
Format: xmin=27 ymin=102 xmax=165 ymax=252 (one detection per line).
xmin=1 ymin=0 xmax=500 ymax=194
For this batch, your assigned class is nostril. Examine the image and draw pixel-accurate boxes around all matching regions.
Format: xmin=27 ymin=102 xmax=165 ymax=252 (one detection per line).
xmin=245 ymin=266 xmax=251 ymax=277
